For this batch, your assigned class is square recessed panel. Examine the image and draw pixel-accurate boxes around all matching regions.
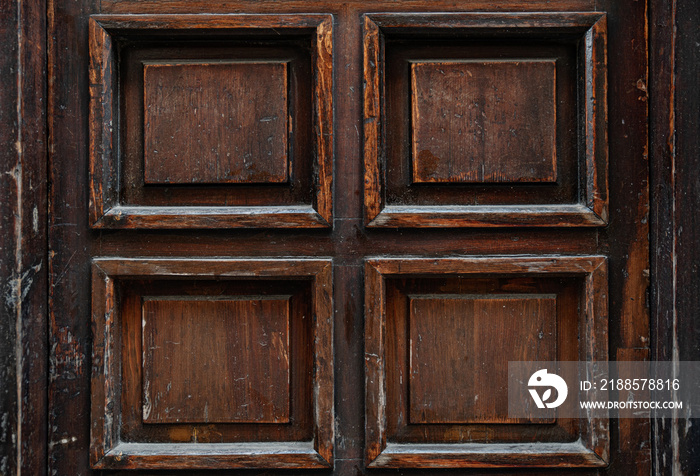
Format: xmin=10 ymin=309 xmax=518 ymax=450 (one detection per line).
xmin=90 ymin=258 xmax=334 ymax=470
xmin=143 ymin=62 xmax=289 ymax=185
xmin=142 ymin=297 xmax=291 ymax=424
xmin=411 ymin=60 xmax=557 ymax=184
xmin=408 ymin=295 xmax=556 ymax=424
xmin=363 ymin=13 xmax=608 ymax=227
xmin=88 ymin=14 xmax=333 ymax=228
xmin=365 ymin=256 xmax=609 ymax=468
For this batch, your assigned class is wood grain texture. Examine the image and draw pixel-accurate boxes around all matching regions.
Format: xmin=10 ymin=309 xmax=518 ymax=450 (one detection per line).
xmin=411 ymin=60 xmax=557 ymax=184
xmin=650 ymin=0 xmax=700 ymax=472
xmin=143 ymin=61 xmax=289 ymax=185
xmin=365 ymin=256 xmax=608 ymax=468
xmin=90 ymin=258 xmax=333 ymax=469
xmin=88 ymin=14 xmax=333 ymax=229
xmin=142 ymin=297 xmax=291 ymax=424
xmin=44 ymin=1 xmax=654 ymax=475
xmin=363 ymin=12 xmax=608 ymax=227
xmin=0 ymin=0 xmax=48 ymax=473
xmin=408 ymin=295 xmax=556 ymax=424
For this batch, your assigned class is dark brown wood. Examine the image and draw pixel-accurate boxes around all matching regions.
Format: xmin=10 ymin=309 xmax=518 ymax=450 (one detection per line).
xmin=142 ymin=297 xmax=291 ymax=424
xmin=650 ymin=0 xmax=700 ymax=472
xmin=409 ymin=295 xmax=556 ymax=424
xmin=365 ymin=256 xmax=609 ymax=468
xmin=411 ymin=60 xmax=557 ymax=184
xmin=90 ymin=258 xmax=333 ymax=469
xmin=0 ymin=0 xmax=48 ymax=473
xmin=143 ymin=61 xmax=289 ymax=185
xmin=43 ymin=1 xmax=656 ymax=475
xmin=363 ymin=12 xmax=608 ymax=227
xmin=88 ymin=14 xmax=334 ymax=228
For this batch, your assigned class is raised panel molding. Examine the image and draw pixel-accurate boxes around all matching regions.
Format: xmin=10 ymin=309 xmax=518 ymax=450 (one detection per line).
xmin=363 ymin=12 xmax=608 ymax=228
xmin=411 ymin=60 xmax=557 ymax=184
xmin=142 ymin=296 xmax=291 ymax=424
xmin=88 ymin=14 xmax=333 ymax=229
xmin=90 ymin=258 xmax=334 ymax=470
xmin=408 ymin=294 xmax=557 ymax=425
xmin=143 ymin=61 xmax=290 ymax=185
xmin=364 ymin=255 xmax=609 ymax=468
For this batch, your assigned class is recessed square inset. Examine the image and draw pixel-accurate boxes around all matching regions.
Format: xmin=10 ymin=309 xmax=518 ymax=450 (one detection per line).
xmin=143 ymin=62 xmax=289 ymax=185
xmin=411 ymin=60 xmax=557 ymax=184
xmin=90 ymin=258 xmax=334 ymax=469
xmin=365 ymin=256 xmax=609 ymax=468
xmin=142 ymin=297 xmax=291 ymax=424
xmin=363 ymin=13 xmax=609 ymax=227
xmin=409 ymin=294 xmax=556 ymax=424
xmin=88 ymin=14 xmax=333 ymax=228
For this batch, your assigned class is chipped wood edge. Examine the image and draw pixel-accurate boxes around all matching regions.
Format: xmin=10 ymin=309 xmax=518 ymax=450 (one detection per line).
xmin=312 ymin=261 xmax=334 ymax=466
xmin=313 ymin=15 xmax=334 ymax=226
xmin=95 ymin=442 xmax=328 ymax=470
xmin=364 ymin=261 xmax=386 ymax=466
xmin=89 ymin=263 xmax=118 ymax=467
xmin=93 ymin=206 xmax=329 ymax=229
xmin=367 ymin=205 xmax=607 ymax=228
xmin=88 ymin=18 xmax=115 ymax=226
xmin=582 ymin=14 xmax=609 ymax=223
xmin=362 ymin=15 xmax=383 ymax=224
xmin=368 ymin=441 xmax=608 ymax=468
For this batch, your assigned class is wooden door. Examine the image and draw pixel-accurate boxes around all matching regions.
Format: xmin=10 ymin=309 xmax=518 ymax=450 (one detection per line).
xmin=47 ymin=0 xmax=650 ymax=474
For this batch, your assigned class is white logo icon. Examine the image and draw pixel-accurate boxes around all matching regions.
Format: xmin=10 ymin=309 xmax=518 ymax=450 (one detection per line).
xmin=528 ymin=369 xmax=568 ymax=409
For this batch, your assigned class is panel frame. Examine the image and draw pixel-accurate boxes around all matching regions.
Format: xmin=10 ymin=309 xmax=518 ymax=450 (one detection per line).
xmin=363 ymin=12 xmax=608 ymax=228
xmin=88 ymin=14 xmax=334 ymax=229
xmin=364 ymin=255 xmax=609 ymax=468
xmin=90 ymin=257 xmax=334 ymax=469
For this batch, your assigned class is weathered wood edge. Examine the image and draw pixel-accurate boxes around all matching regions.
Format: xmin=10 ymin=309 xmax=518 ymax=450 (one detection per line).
xmin=94 ymin=206 xmax=329 ymax=229
xmin=95 ymin=442 xmax=328 ymax=469
xmin=0 ymin=0 xmax=48 ymax=470
xmin=365 ymin=11 xmax=607 ymax=30
xmin=312 ymin=261 xmax=334 ymax=465
xmin=367 ymin=441 xmax=608 ymax=468
xmin=368 ymin=205 xmax=606 ymax=228
xmin=364 ymin=261 xmax=386 ymax=466
xmin=91 ymin=13 xmax=332 ymax=30
xmin=313 ymin=16 xmax=334 ymax=226
xmin=582 ymin=258 xmax=610 ymax=463
xmin=88 ymin=18 xmax=115 ymax=225
xmin=89 ymin=264 xmax=117 ymax=467
xmin=582 ymin=14 xmax=609 ymax=223
xmin=362 ymin=15 xmax=383 ymax=224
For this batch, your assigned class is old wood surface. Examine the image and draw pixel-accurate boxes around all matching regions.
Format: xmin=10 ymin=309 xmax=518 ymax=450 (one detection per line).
xmin=365 ymin=256 xmax=608 ymax=468
xmin=28 ymin=0 xmax=673 ymax=474
xmin=650 ymin=0 xmax=700 ymax=472
xmin=143 ymin=61 xmax=290 ymax=185
xmin=0 ymin=0 xmax=47 ymax=473
xmin=88 ymin=14 xmax=333 ymax=229
xmin=410 ymin=60 xmax=557 ymax=184
xmin=89 ymin=258 xmax=332 ymax=469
